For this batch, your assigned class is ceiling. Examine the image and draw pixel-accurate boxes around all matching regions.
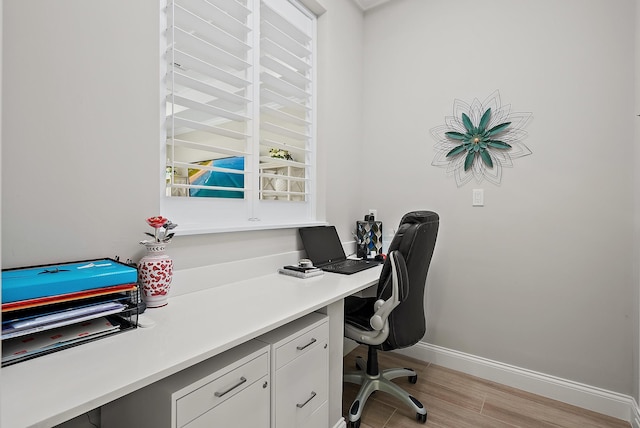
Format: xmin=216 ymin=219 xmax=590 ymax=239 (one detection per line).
xmin=352 ymin=0 xmax=392 ymax=11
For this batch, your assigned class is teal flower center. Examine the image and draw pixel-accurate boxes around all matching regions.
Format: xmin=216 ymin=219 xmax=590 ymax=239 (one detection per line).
xmin=443 ymin=108 xmax=513 ymax=171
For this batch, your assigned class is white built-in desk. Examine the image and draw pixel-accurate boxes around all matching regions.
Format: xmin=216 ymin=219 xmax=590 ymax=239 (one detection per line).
xmin=0 ymin=264 xmax=382 ymax=428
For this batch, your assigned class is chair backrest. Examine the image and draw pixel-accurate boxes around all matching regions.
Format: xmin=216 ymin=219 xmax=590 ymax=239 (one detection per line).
xmin=376 ymin=211 xmax=439 ymax=351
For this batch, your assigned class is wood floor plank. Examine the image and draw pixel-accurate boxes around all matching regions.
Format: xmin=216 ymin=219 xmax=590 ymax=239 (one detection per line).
xmin=343 ymin=345 xmax=631 ymax=428
xmin=410 ymin=364 xmax=491 ymax=412
xmin=482 ymin=387 xmax=631 ymax=428
xmin=387 ymin=392 xmax=519 ymax=428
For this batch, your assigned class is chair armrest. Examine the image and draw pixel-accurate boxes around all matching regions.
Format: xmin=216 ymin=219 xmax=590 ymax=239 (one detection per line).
xmin=370 ymin=250 xmax=408 ymax=331
xmin=344 ymin=250 xmax=409 ymax=346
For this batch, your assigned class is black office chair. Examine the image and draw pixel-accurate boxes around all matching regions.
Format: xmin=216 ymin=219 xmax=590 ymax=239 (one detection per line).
xmin=343 ymin=211 xmax=439 ymax=427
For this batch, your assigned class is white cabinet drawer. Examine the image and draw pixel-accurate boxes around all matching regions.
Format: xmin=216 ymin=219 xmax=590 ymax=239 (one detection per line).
xmin=176 ymin=352 xmax=269 ymax=427
xmin=258 ymin=312 xmax=329 ymax=371
xmin=275 ymin=339 xmax=328 ymax=428
xmin=273 ymin=321 xmax=328 ymax=370
xmin=101 ymin=340 xmax=269 ymax=428
xmin=182 ymin=374 xmax=270 ymax=428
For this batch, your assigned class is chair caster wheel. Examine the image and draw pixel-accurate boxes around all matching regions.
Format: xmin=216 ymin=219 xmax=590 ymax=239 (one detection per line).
xmin=405 ymin=367 xmax=418 ymax=384
xmin=348 ymin=419 xmax=361 ymax=428
xmin=416 ymin=412 xmax=427 ymax=423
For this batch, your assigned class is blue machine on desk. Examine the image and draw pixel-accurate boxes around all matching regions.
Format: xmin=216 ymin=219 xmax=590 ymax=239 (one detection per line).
xmin=2 ymin=259 xmax=138 ymax=304
xmin=2 ymin=259 xmax=140 ymax=367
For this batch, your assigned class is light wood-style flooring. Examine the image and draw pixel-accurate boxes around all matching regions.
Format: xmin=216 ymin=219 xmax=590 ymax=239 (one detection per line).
xmin=342 ymin=345 xmax=631 ymax=428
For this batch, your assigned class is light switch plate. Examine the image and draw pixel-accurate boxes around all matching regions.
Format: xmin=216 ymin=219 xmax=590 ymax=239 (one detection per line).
xmin=472 ymin=189 xmax=484 ymax=206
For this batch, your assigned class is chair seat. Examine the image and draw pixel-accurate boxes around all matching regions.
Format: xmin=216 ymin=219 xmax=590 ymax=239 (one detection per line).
xmin=344 ymin=295 xmax=377 ymax=331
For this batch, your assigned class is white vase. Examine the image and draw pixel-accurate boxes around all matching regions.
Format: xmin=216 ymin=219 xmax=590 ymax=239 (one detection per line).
xmin=138 ymin=242 xmax=173 ymax=308
xmin=274 ymin=175 xmax=288 ymax=200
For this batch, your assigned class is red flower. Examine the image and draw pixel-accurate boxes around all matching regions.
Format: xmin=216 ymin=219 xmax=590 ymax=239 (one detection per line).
xmin=142 ymin=216 xmax=177 ymax=243
xmin=146 ymin=216 xmax=168 ymax=229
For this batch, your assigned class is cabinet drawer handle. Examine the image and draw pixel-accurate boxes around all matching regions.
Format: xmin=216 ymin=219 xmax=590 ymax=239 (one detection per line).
xmin=296 ymin=338 xmax=317 ymax=351
xmin=296 ymin=391 xmax=317 ymax=408
xmin=214 ymin=376 xmax=247 ymax=398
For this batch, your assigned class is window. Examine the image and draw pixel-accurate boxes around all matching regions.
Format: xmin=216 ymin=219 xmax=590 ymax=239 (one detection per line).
xmin=162 ymin=0 xmax=317 ymax=232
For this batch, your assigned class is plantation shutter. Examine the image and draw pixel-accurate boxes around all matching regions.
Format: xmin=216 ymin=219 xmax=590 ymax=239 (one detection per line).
xmin=258 ymin=0 xmax=313 ymax=202
xmin=163 ymin=0 xmax=316 ymax=229
xmin=166 ymin=0 xmax=253 ymax=199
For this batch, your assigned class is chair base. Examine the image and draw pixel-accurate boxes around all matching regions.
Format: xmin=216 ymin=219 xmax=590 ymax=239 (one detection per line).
xmin=344 ymin=354 xmax=427 ymax=426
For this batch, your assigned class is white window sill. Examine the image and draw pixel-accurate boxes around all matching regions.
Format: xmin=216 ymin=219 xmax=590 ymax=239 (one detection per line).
xmin=173 ymin=220 xmax=327 ymax=236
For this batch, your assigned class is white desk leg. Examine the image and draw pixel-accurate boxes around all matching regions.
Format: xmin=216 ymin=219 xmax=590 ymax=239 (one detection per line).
xmin=317 ymin=300 xmax=347 ymax=428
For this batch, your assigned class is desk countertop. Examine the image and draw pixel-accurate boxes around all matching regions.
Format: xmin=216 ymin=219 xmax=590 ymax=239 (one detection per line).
xmin=0 ymin=266 xmax=381 ymax=428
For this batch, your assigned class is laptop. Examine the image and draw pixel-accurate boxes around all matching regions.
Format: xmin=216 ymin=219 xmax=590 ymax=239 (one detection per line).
xmin=298 ymin=226 xmax=381 ymax=275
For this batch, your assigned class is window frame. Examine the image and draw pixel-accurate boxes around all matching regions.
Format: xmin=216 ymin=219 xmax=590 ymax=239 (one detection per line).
xmin=160 ymin=0 xmax=321 ymax=235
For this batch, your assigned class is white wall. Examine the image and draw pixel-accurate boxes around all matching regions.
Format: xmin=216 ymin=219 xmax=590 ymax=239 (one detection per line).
xmin=319 ymin=0 xmax=366 ymax=242
xmin=634 ymin=0 xmax=640 ymax=405
xmin=1 ymin=0 xmax=3 ymax=302
xmin=2 ymin=1 xmax=160 ymax=268
xmin=360 ymin=0 xmax=636 ymax=395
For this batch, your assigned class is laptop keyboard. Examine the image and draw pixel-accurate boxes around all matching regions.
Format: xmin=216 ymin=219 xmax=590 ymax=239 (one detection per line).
xmin=322 ymin=259 xmax=362 ymax=271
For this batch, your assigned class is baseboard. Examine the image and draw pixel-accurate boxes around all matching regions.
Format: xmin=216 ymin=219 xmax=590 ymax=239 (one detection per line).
xmin=394 ymin=342 xmax=636 ymax=424
xmin=332 ymin=417 xmax=347 ymax=428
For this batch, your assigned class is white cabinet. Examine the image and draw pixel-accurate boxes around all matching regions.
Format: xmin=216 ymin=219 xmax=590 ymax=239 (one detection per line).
xmin=258 ymin=312 xmax=329 ymax=428
xmin=101 ymin=340 xmax=270 ymax=428
xmin=101 ymin=314 xmax=329 ymax=428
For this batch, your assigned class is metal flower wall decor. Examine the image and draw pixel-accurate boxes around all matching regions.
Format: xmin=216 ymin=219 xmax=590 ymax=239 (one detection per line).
xmin=431 ymin=91 xmax=532 ymax=187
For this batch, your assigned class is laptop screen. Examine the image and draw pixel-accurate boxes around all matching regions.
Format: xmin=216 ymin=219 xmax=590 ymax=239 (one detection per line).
xmin=299 ymin=226 xmax=347 ymax=266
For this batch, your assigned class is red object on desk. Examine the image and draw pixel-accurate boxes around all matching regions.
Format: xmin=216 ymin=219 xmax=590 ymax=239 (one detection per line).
xmin=1 ymin=283 xmax=137 ymax=312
